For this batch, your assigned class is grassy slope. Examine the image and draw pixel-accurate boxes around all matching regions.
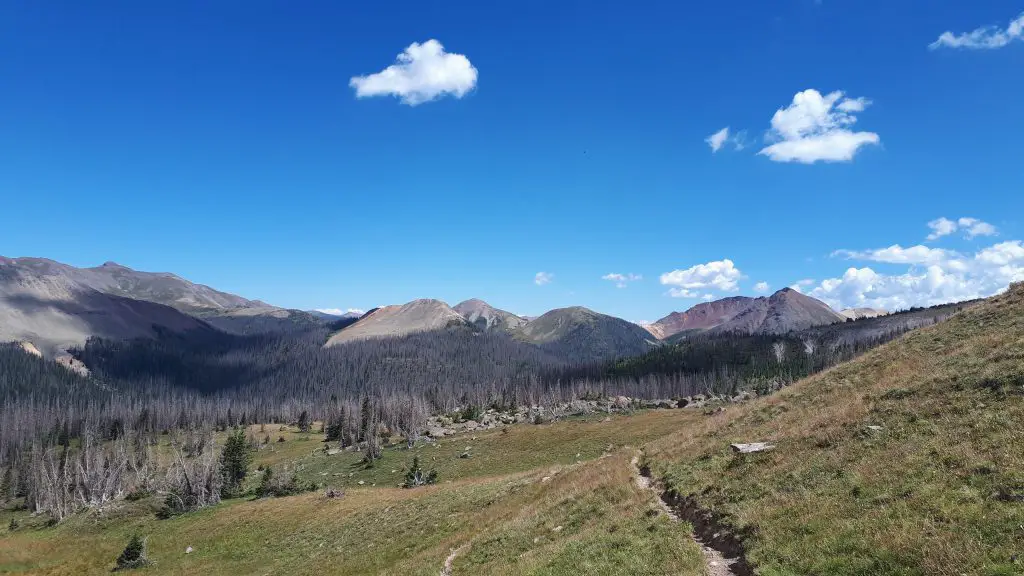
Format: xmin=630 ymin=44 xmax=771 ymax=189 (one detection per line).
xmin=0 ymin=411 xmax=705 ymax=575
xmin=646 ymin=284 xmax=1024 ymax=576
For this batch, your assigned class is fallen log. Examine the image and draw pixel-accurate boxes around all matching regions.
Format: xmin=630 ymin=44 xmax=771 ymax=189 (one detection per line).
xmin=730 ymin=442 xmax=775 ymax=454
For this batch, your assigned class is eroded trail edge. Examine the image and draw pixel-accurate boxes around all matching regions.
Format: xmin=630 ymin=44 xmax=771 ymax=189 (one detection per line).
xmin=631 ymin=453 xmax=751 ymax=576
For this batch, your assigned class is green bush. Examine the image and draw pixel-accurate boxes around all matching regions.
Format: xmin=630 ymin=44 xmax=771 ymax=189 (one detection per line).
xmin=115 ymin=534 xmax=150 ymax=570
xmin=403 ymin=456 xmax=438 ymax=488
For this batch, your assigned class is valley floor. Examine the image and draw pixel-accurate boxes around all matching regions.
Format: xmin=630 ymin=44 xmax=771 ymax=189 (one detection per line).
xmin=0 ymin=410 xmax=708 ymax=575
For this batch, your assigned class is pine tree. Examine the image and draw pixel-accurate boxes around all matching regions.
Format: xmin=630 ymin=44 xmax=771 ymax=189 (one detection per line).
xmin=116 ymin=534 xmax=149 ymax=570
xmin=220 ymin=428 xmax=253 ymax=498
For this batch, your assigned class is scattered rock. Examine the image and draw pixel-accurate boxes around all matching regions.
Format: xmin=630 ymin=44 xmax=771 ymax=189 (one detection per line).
xmin=541 ymin=476 xmax=551 ymax=483
xmin=357 ymin=480 xmax=365 ymax=485
xmin=730 ymin=442 xmax=775 ymax=454
xmin=551 ymin=525 xmax=563 ymax=533
xmin=185 ymin=546 xmax=193 ymax=554
xmin=866 ymin=425 xmax=883 ymax=432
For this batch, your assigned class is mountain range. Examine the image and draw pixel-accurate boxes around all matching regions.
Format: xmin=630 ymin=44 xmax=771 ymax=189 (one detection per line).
xmin=1 ymin=255 xmax=865 ymax=360
xmin=646 ymin=288 xmax=846 ymax=340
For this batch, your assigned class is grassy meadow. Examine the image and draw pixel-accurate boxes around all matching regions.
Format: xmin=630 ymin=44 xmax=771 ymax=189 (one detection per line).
xmin=0 ymin=410 xmax=705 ymax=575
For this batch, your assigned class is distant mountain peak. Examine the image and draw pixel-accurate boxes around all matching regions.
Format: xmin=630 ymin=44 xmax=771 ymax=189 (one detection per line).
xmin=513 ymin=305 xmax=653 ymax=361
xmin=453 ymin=298 xmax=525 ymax=331
xmin=325 ymin=298 xmax=467 ymax=346
xmin=650 ymin=289 xmax=843 ymax=339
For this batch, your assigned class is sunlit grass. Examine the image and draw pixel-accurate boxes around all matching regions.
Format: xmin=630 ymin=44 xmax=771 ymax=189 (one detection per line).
xmin=646 ymin=284 xmax=1024 ymax=575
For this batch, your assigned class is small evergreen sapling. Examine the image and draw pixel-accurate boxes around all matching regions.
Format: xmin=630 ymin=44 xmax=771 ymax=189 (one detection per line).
xmin=402 ymin=456 xmax=438 ymax=488
xmin=116 ymin=534 xmax=150 ymax=570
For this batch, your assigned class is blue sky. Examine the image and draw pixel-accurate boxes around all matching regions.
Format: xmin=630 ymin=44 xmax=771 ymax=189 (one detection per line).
xmin=2 ymin=1 xmax=1022 ymax=321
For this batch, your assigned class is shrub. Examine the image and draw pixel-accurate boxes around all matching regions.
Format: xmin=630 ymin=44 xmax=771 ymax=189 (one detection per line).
xmin=403 ymin=456 xmax=438 ymax=488
xmin=115 ymin=534 xmax=150 ymax=570
xmin=255 ymin=466 xmax=311 ymax=498
xmin=8 ymin=518 xmax=18 ymax=531
xmin=459 ymin=405 xmax=481 ymax=422
xmin=296 ymin=410 xmax=311 ymax=433
xmin=125 ymin=488 xmax=151 ymax=502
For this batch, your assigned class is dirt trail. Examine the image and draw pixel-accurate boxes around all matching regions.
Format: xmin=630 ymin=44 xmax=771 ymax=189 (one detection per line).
xmin=630 ymin=453 xmax=740 ymax=576
xmin=440 ymin=543 xmax=469 ymax=576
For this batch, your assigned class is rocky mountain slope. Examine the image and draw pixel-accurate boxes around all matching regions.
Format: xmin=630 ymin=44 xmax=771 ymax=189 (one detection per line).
xmin=653 ymin=289 xmax=844 ymax=340
xmin=0 ymin=259 xmax=210 ymax=355
xmin=839 ymin=307 xmax=888 ymax=320
xmin=513 ymin=306 xmax=655 ymax=361
xmin=646 ymin=296 xmax=754 ymax=339
xmin=712 ymin=288 xmax=844 ymax=334
xmin=0 ymin=257 xmax=324 ymax=336
xmin=453 ymin=298 xmax=525 ymax=331
xmin=324 ymin=299 xmax=468 ymax=346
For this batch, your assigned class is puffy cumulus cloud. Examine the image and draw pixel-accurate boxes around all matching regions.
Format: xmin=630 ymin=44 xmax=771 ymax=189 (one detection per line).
xmin=833 ymin=244 xmax=957 ymax=266
xmin=350 ymin=40 xmax=478 ymax=105
xmin=660 ymin=259 xmax=742 ymax=298
xmin=602 ymin=273 xmax=642 ymax=288
xmin=926 ymin=217 xmax=997 ymax=241
xmin=810 ymin=239 xmax=1024 ymax=310
xmin=958 ymin=218 xmax=998 ymax=239
xmin=534 ymin=272 xmax=554 ymax=286
xmin=926 ymin=217 xmax=959 ymax=240
xmin=753 ymin=281 xmax=770 ymax=293
xmin=758 ymin=89 xmax=880 ymax=164
xmin=930 ymin=13 xmax=1024 ymax=50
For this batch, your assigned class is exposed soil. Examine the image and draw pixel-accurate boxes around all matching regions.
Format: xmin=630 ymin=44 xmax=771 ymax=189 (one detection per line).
xmin=631 ymin=452 xmax=751 ymax=576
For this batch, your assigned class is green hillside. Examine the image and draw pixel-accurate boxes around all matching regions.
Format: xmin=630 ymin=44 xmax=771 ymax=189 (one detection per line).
xmin=645 ymin=283 xmax=1024 ymax=575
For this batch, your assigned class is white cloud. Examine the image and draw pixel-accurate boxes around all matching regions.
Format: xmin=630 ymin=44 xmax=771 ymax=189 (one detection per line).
xmin=833 ymin=245 xmax=957 ymax=266
xmin=958 ymin=217 xmax=998 ymax=239
xmin=754 ymin=281 xmax=770 ymax=293
xmin=789 ymin=279 xmax=815 ymax=293
xmin=602 ymin=273 xmax=642 ymax=288
xmin=706 ymin=127 xmax=730 ymax=152
xmin=660 ymin=259 xmax=742 ymax=298
xmin=925 ymin=217 xmax=997 ymax=241
xmin=810 ymin=231 xmax=1024 ymax=310
xmin=926 ymin=217 xmax=959 ymax=240
xmin=705 ymin=126 xmax=747 ymax=153
xmin=758 ymin=89 xmax=880 ymax=164
xmin=350 ymin=39 xmax=478 ymax=106
xmin=315 ymin=308 xmax=365 ymax=316
xmin=930 ymin=13 xmax=1024 ymax=50
xmin=534 ymin=272 xmax=554 ymax=286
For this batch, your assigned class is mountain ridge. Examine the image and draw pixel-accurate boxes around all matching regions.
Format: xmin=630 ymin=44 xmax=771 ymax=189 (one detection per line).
xmin=650 ymin=288 xmax=844 ymax=340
